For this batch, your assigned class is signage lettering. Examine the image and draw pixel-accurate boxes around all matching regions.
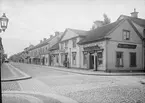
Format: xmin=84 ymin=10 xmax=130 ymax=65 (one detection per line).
xmin=117 ymin=43 xmax=137 ymax=49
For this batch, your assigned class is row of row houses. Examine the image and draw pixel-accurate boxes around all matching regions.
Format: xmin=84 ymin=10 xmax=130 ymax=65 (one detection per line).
xmin=10 ymin=9 xmax=145 ymax=72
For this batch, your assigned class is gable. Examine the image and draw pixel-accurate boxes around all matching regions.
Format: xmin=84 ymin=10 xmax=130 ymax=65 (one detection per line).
xmin=61 ymin=29 xmax=79 ymax=42
xmin=132 ymin=22 xmax=145 ymax=38
xmin=107 ymin=20 xmax=142 ymax=44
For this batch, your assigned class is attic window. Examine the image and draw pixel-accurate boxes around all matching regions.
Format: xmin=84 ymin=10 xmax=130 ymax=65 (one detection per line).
xmin=123 ymin=30 xmax=130 ymax=40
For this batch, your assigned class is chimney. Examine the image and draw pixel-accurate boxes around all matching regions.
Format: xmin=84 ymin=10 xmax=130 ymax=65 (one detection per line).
xmin=55 ymin=31 xmax=59 ymax=36
xmin=50 ymin=35 xmax=53 ymax=38
xmin=92 ymin=20 xmax=104 ymax=29
xmin=40 ymin=40 xmax=43 ymax=43
xmin=43 ymin=38 xmax=47 ymax=41
xmin=131 ymin=8 xmax=138 ymax=18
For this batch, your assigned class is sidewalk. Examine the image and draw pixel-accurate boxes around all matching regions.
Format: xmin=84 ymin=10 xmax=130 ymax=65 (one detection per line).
xmin=11 ymin=78 xmax=78 ymax=103
xmin=11 ymin=62 xmax=145 ymax=76
xmin=1 ymin=63 xmax=32 ymax=82
xmin=47 ymin=66 xmax=145 ymax=76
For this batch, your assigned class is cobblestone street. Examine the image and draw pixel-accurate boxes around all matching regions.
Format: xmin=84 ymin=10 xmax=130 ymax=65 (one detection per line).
xmin=2 ymin=63 xmax=145 ymax=103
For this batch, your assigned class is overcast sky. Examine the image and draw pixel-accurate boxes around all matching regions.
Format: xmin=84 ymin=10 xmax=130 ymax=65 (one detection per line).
xmin=0 ymin=0 xmax=145 ymax=57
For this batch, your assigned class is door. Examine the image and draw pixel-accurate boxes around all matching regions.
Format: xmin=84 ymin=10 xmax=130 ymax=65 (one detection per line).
xmin=89 ymin=53 xmax=94 ymax=69
xmin=95 ymin=56 xmax=98 ymax=70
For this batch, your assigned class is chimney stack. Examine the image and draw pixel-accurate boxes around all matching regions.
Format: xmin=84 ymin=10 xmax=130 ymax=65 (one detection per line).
xmin=43 ymin=38 xmax=47 ymax=41
xmin=131 ymin=8 xmax=138 ymax=18
xmin=40 ymin=40 xmax=43 ymax=43
xmin=55 ymin=31 xmax=59 ymax=36
xmin=50 ymin=35 xmax=53 ymax=38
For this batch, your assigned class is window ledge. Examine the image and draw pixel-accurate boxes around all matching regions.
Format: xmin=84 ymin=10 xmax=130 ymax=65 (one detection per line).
xmin=115 ymin=65 xmax=124 ymax=67
xmin=130 ymin=65 xmax=137 ymax=67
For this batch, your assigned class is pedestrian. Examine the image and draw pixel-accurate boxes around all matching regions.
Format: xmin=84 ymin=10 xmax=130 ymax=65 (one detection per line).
xmin=67 ymin=58 xmax=69 ymax=68
xmin=63 ymin=60 xmax=66 ymax=67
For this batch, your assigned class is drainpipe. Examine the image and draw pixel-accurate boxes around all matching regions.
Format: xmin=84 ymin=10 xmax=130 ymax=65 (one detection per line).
xmin=105 ymin=39 xmax=108 ymax=72
xmin=143 ymin=29 xmax=145 ymax=72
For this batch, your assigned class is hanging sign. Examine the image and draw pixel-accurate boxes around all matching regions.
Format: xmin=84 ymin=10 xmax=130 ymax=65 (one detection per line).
xmin=117 ymin=43 xmax=137 ymax=49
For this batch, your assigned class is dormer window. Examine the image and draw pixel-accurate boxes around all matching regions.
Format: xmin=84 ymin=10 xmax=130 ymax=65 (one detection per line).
xmin=65 ymin=41 xmax=68 ymax=49
xmin=123 ymin=30 xmax=130 ymax=40
xmin=72 ymin=38 xmax=77 ymax=48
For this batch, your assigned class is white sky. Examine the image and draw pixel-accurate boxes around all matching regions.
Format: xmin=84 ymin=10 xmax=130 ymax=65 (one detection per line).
xmin=0 ymin=0 xmax=145 ymax=57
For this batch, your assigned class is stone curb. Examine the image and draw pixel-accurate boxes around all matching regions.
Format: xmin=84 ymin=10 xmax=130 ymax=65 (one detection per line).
xmin=1 ymin=76 xmax=32 ymax=82
xmin=1 ymin=63 xmax=32 ymax=82
xmin=11 ymin=63 xmax=145 ymax=76
xmin=140 ymin=79 xmax=145 ymax=84
xmin=2 ymin=91 xmax=78 ymax=103
xmin=48 ymin=66 xmax=145 ymax=76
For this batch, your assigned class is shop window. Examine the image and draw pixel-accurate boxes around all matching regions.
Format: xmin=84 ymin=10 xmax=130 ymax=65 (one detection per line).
xmin=83 ymin=52 xmax=87 ymax=65
xmin=123 ymin=30 xmax=130 ymax=40
xmin=56 ymin=54 xmax=59 ymax=63
xmin=72 ymin=38 xmax=77 ymax=48
xmin=60 ymin=43 xmax=64 ymax=50
xmin=61 ymin=53 xmax=64 ymax=64
xmin=116 ymin=52 xmax=123 ymax=67
xmin=46 ymin=58 xmax=47 ymax=63
xmin=130 ymin=52 xmax=136 ymax=67
xmin=98 ymin=52 xmax=103 ymax=65
xmin=72 ymin=52 xmax=76 ymax=65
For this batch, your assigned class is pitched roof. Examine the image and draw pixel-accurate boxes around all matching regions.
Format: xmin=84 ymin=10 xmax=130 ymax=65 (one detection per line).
xmin=78 ymin=20 xmax=123 ymax=45
xmin=68 ymin=28 xmax=88 ymax=37
xmin=49 ymin=32 xmax=65 ymax=51
xmin=49 ymin=42 xmax=59 ymax=51
xmin=117 ymin=15 xmax=145 ymax=28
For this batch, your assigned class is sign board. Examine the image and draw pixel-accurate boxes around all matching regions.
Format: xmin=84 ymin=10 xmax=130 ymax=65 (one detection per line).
xmin=84 ymin=45 xmax=100 ymax=51
xmin=117 ymin=43 xmax=137 ymax=49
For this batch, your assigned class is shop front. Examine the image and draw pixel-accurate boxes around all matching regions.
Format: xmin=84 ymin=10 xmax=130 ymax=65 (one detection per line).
xmin=83 ymin=45 xmax=104 ymax=71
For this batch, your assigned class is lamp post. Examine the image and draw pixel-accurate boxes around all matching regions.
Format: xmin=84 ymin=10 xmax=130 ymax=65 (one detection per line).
xmin=0 ymin=13 xmax=9 ymax=103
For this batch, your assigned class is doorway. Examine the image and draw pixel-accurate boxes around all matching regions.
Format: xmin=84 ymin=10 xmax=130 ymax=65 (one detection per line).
xmin=89 ymin=53 xmax=98 ymax=70
xmin=90 ymin=53 xmax=94 ymax=69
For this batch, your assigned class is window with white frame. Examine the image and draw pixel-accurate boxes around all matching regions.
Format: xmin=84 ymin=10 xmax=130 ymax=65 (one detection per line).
xmin=116 ymin=52 xmax=123 ymax=67
xmin=56 ymin=54 xmax=59 ymax=63
xmin=65 ymin=41 xmax=68 ymax=49
xmin=123 ymin=30 xmax=130 ymax=40
xmin=61 ymin=43 xmax=64 ymax=50
xmin=83 ymin=52 xmax=87 ymax=65
xmin=61 ymin=53 xmax=64 ymax=64
xmin=97 ymin=51 xmax=103 ymax=65
xmin=72 ymin=38 xmax=77 ymax=48
xmin=72 ymin=52 xmax=76 ymax=65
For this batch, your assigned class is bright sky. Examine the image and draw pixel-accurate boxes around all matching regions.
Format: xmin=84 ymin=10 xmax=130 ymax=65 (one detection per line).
xmin=0 ymin=0 xmax=145 ymax=57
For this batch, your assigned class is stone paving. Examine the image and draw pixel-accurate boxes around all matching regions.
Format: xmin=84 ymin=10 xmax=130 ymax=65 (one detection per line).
xmin=3 ymin=62 xmax=145 ymax=103
xmin=2 ymin=92 xmax=62 ymax=103
xmin=2 ymin=81 xmax=21 ymax=91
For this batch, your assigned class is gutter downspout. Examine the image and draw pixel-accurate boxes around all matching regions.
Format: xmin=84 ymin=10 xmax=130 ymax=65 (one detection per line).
xmin=105 ymin=39 xmax=108 ymax=72
xmin=142 ymin=29 xmax=145 ymax=72
xmin=143 ymin=38 xmax=145 ymax=72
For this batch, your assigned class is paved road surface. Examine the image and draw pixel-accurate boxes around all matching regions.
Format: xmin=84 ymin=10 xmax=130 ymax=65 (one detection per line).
xmin=2 ymin=62 xmax=145 ymax=103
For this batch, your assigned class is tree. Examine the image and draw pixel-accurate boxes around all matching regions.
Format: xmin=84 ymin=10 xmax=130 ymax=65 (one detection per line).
xmin=103 ymin=13 xmax=111 ymax=25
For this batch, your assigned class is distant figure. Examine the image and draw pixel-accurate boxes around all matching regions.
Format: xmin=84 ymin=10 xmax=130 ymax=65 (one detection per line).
xmin=67 ymin=58 xmax=69 ymax=68
xmin=63 ymin=59 xmax=67 ymax=67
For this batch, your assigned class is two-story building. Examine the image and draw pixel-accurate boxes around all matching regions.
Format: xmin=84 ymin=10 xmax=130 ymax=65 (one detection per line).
xmin=58 ymin=28 xmax=88 ymax=68
xmin=78 ymin=9 xmax=145 ymax=72
xmin=27 ymin=32 xmax=63 ymax=66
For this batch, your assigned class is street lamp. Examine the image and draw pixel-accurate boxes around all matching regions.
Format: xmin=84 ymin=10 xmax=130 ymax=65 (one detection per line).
xmin=0 ymin=13 xmax=9 ymax=66
xmin=0 ymin=13 xmax=9 ymax=103
xmin=0 ymin=13 xmax=9 ymax=32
